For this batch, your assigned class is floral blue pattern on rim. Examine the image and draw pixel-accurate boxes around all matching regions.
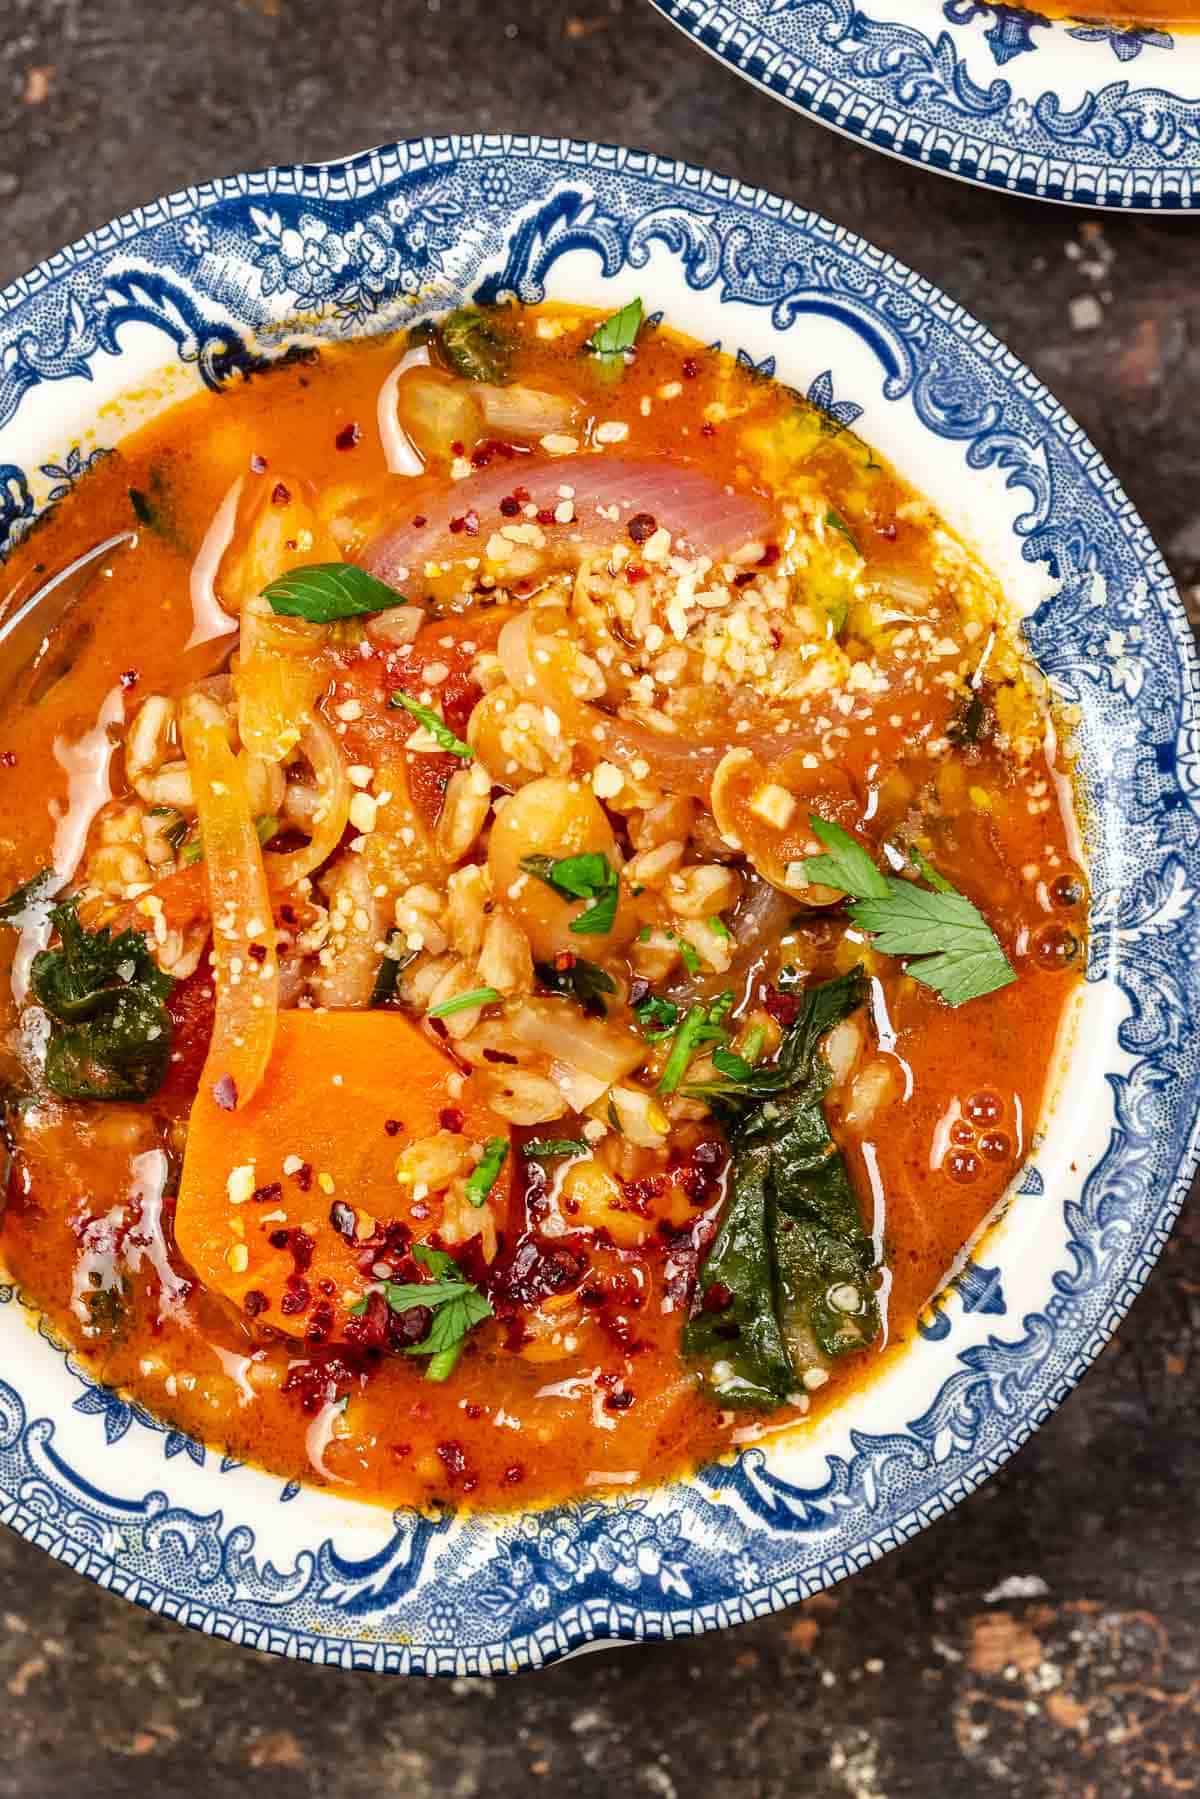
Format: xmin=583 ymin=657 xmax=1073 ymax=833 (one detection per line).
xmin=0 ymin=134 xmax=1197 ymax=1675
xmin=647 ymin=0 xmax=1200 ymax=210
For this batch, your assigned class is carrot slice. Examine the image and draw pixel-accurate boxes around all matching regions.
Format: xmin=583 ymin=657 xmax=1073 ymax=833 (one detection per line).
xmin=174 ymin=1010 xmax=511 ymax=1339
xmin=179 ymin=697 xmax=279 ymax=1107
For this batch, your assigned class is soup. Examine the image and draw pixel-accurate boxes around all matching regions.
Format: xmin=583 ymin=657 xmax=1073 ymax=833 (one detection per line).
xmin=0 ymin=300 xmax=1085 ymax=1509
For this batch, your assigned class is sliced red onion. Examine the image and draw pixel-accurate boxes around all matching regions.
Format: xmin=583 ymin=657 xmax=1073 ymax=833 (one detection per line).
xmin=363 ymin=454 xmax=773 ymax=587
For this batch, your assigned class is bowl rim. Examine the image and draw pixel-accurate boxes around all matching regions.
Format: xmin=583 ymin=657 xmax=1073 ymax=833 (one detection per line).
xmin=645 ymin=0 xmax=1200 ymax=212
xmin=0 ymin=132 xmax=1197 ymax=1675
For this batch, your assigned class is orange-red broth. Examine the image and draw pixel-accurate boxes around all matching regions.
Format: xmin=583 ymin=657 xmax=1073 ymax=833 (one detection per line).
xmin=0 ymin=309 xmax=1085 ymax=1510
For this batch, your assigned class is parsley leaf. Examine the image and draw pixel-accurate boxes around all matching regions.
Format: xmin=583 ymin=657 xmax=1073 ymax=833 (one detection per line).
xmin=520 ymin=851 xmax=619 ymax=936
xmin=534 ymin=956 xmax=617 ymax=1017
xmin=586 ymin=298 xmax=643 ymax=360
xmin=466 ymin=1136 xmax=508 ymax=1208
xmin=804 ymin=816 xmax=1015 ymax=1006
xmin=373 ymin=1243 xmax=495 ymax=1383
xmin=388 ymin=690 xmax=474 ymax=758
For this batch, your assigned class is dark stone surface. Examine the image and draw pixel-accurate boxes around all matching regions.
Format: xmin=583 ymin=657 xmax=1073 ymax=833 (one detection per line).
xmin=0 ymin=2 xmax=1197 ymax=1792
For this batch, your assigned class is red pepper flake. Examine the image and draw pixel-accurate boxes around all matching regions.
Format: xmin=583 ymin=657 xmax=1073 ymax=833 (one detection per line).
xmin=450 ymin=440 xmax=465 ymax=457
xmin=411 ymin=514 xmax=427 ymax=528
xmin=268 ymin=1229 xmax=290 ymax=1249
xmin=119 ymin=670 xmax=139 ymax=691
xmin=604 ymin=1388 xmax=635 ymax=1412
xmin=243 ymin=1289 xmax=269 ymax=1317
xmin=504 ymin=1463 xmax=525 ymax=1484
xmin=249 ymin=452 xmax=268 ymax=474
xmin=390 ymin=1442 xmax=412 ymax=1460
xmin=271 ymin=482 xmax=291 ymax=506
xmin=0 ymin=751 xmax=16 ymax=768
xmin=290 ymin=1228 xmax=315 ymax=1272
xmin=700 ymin=421 xmax=716 ymax=438
xmin=463 ymin=1402 xmax=483 ymax=1421
xmin=293 ymin=1162 xmax=314 ymax=1192
xmin=499 ymin=494 xmax=520 ymax=518
xmin=248 ymin=942 xmax=268 ymax=962
xmin=682 ymin=357 xmax=700 ymax=379
xmin=305 ymin=1299 xmax=335 ymax=1343
xmin=626 ymin=564 xmax=646 ymax=583
xmin=877 ymin=521 xmax=898 ymax=542
xmin=733 ymin=570 xmax=756 ymax=588
xmin=212 ymin=1073 xmax=238 ymax=1111
xmin=553 ymin=950 xmax=577 ymax=972
xmin=251 ymin=1181 xmax=283 ymax=1204
xmin=758 ymin=543 xmax=781 ymax=567
xmin=335 ymin=421 xmax=361 ymax=451
xmin=536 ymin=506 xmax=556 ymax=526
xmin=702 ymin=1280 xmax=733 ymax=1312
xmin=627 ymin=511 xmax=657 ymax=546
xmin=279 ymin=1280 xmax=311 ymax=1316
xmin=439 ymin=1106 xmax=464 ymax=1133
xmin=384 ymin=1119 xmax=403 ymax=1136
xmin=280 ymin=903 xmax=297 ymax=926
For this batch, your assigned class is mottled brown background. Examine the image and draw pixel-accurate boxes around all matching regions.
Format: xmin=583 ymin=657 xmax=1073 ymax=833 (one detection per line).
xmin=0 ymin=2 xmax=1197 ymax=1793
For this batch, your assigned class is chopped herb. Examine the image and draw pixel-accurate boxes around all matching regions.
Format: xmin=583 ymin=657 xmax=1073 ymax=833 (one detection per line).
xmin=466 ymin=1136 xmax=508 ymax=1207
xmin=522 ymin=1137 xmax=590 ymax=1161
xmin=825 ymin=509 xmax=860 ymax=554
xmin=802 ymin=814 xmax=888 ymax=900
xmin=438 ymin=307 xmax=513 ymax=384
xmin=711 ymin=1046 xmax=754 ymax=1082
xmin=586 ymin=298 xmax=643 ymax=361
xmin=632 ymin=991 xmax=679 ymax=1042
xmin=683 ymin=968 xmax=879 ymax=1407
xmin=29 ymin=900 xmax=173 ymax=1101
xmin=658 ymin=991 xmax=734 ymax=1095
xmin=262 ymin=562 xmax=408 ymax=623
xmin=371 ymin=928 xmax=417 ymax=1007
xmin=389 ymin=691 xmax=474 ymax=758
xmin=427 ymin=986 xmax=500 ymax=1019
xmin=534 ymin=956 xmax=617 ymax=1018
xmin=674 ymin=934 xmax=702 ymax=976
xmin=520 ymin=851 xmax=619 ymax=937
xmin=827 ymin=594 xmax=849 ymax=637
xmin=804 ymin=815 xmax=1016 ymax=1006
xmin=399 ymin=1243 xmax=493 ymax=1382
xmin=637 ymin=925 xmax=652 ymax=943
xmin=0 ymin=866 xmax=55 ymax=928
xmin=707 ymin=915 xmax=731 ymax=940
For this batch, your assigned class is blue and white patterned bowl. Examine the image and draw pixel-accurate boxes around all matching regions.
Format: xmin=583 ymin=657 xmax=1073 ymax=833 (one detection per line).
xmin=0 ymin=136 xmax=1196 ymax=1675
xmin=648 ymin=0 xmax=1200 ymax=209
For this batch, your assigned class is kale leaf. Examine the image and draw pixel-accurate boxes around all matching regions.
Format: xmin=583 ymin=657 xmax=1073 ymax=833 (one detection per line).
xmin=682 ymin=968 xmax=880 ymax=1407
xmin=437 ymin=307 xmax=513 ymax=384
xmin=30 ymin=902 xmax=173 ymax=1102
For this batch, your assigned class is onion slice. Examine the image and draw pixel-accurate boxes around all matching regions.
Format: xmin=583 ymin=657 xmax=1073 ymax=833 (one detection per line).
xmin=187 ymin=476 xmax=244 ymax=650
xmin=265 ymin=713 xmax=351 ymax=889
xmin=180 ymin=695 xmax=279 ymax=1108
xmin=363 ymin=454 xmax=773 ymax=588
xmin=377 ymin=345 xmax=430 ymax=477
